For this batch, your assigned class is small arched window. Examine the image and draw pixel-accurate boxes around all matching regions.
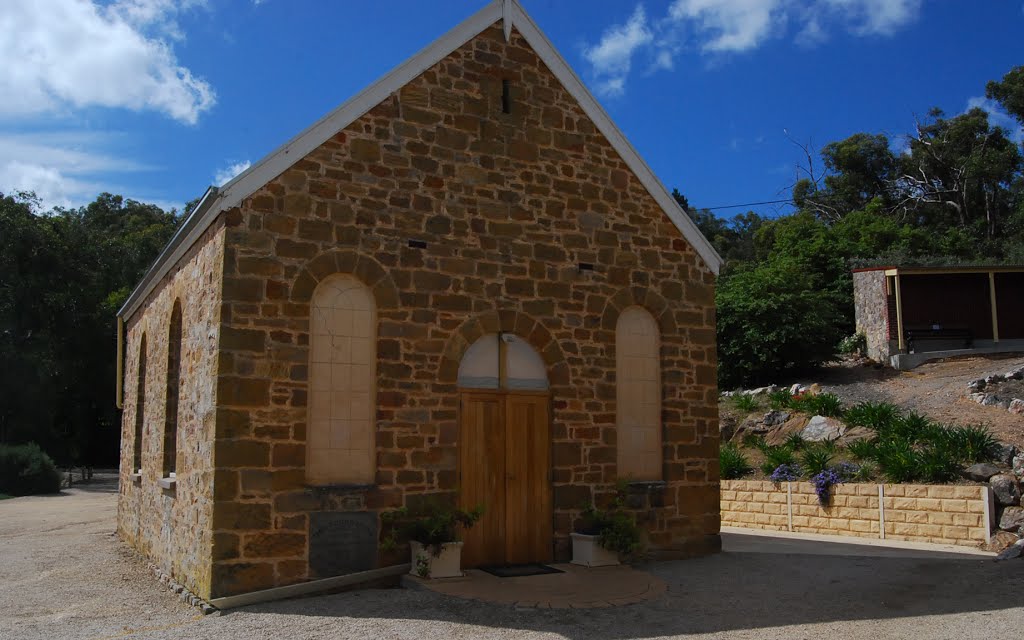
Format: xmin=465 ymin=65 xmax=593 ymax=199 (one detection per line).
xmin=307 ymin=275 xmax=377 ymax=485
xmin=616 ymin=307 xmax=662 ymax=481
xmin=133 ymin=334 xmax=147 ymax=474
xmin=163 ymin=301 xmax=182 ymax=478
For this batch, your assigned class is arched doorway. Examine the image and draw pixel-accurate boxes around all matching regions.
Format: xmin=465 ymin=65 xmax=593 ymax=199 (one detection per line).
xmin=458 ymin=333 xmax=552 ymax=567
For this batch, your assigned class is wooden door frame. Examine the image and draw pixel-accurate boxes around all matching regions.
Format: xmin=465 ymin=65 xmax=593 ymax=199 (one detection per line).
xmin=457 ymin=387 xmax=553 ymax=566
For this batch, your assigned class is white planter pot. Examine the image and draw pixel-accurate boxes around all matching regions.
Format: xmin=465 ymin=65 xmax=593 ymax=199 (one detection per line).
xmin=409 ymin=541 xmax=463 ymax=578
xmin=570 ymin=533 xmax=620 ymax=567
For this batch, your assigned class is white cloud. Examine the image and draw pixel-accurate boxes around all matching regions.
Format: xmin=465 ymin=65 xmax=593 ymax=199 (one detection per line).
xmin=0 ymin=0 xmax=215 ymax=124
xmin=214 ymin=160 xmax=251 ymax=186
xmin=668 ymin=0 xmax=786 ymax=53
xmin=583 ymin=0 xmax=924 ymax=94
xmin=582 ymin=5 xmax=653 ymax=97
xmin=966 ymin=96 xmax=1024 ymax=144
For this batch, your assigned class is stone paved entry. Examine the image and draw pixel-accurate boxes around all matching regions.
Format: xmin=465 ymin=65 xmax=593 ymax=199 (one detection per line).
xmin=402 ymin=563 xmax=666 ymax=608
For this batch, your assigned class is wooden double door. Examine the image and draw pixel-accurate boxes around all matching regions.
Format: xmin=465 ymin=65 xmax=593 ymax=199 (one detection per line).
xmin=459 ymin=390 xmax=552 ymax=567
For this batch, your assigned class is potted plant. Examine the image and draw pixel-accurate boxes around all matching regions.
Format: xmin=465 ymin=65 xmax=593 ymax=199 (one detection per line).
xmin=571 ymin=485 xmax=641 ymax=567
xmin=381 ymin=499 xmax=482 ymax=579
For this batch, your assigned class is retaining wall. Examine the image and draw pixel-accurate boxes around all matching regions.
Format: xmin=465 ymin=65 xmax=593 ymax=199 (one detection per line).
xmin=721 ymin=480 xmax=993 ymax=546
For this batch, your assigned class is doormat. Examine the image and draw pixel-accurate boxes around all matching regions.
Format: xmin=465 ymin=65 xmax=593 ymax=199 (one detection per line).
xmin=479 ymin=564 xmax=564 ymax=578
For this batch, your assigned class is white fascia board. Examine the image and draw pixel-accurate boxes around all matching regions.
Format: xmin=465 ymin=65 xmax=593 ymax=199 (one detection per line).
xmin=509 ymin=3 xmax=722 ymax=275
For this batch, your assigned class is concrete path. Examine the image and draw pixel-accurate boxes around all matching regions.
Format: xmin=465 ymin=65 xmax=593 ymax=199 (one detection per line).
xmin=3 ymin=484 xmax=1024 ymax=639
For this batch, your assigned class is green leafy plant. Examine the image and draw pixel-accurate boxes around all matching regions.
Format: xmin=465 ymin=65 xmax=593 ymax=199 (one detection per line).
xmin=952 ymin=424 xmax=1000 ymax=463
xmin=768 ymin=389 xmax=795 ymax=410
xmin=783 ymin=432 xmax=807 ymax=452
xmin=733 ymin=394 xmax=759 ymax=413
xmin=0 ymin=443 xmax=62 ymax=496
xmin=741 ymin=433 xmax=768 ymax=452
xmin=805 ymin=393 xmax=844 ymax=418
xmin=381 ymin=499 xmax=483 ymax=558
xmin=917 ymin=444 xmax=962 ymax=483
xmin=760 ymin=446 xmax=798 ymax=476
xmin=845 ymin=438 xmax=877 ymax=461
xmin=799 ymin=445 xmax=835 ymax=476
xmin=844 ymin=401 xmax=901 ymax=431
xmin=576 ymin=484 xmax=642 ymax=556
xmin=838 ymin=333 xmax=867 ymax=355
xmin=874 ymin=439 xmax=919 ymax=483
xmin=720 ymin=442 xmax=753 ymax=480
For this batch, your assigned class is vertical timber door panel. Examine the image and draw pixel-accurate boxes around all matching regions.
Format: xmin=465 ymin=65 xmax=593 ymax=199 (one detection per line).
xmin=504 ymin=393 xmax=552 ymax=564
xmin=459 ymin=392 xmax=506 ymax=567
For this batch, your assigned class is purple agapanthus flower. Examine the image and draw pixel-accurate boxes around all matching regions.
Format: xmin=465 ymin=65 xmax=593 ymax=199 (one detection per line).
xmin=770 ymin=464 xmax=802 ymax=483
xmin=812 ymin=468 xmax=843 ymax=506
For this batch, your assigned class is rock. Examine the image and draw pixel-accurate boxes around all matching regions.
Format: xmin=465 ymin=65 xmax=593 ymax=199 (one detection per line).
xmin=964 ymin=463 xmax=1002 ymax=482
xmin=840 ymin=426 xmax=874 ymax=443
xmin=995 ymin=539 xmax=1024 ymax=561
xmin=801 ymin=415 xmax=843 ymax=442
xmin=1007 ymin=368 xmax=1024 ymax=380
xmin=982 ymin=394 xmax=1010 ymax=408
xmin=201 ymin=604 xmax=217 ymax=615
xmin=1010 ymin=399 xmax=1024 ymax=415
xmin=984 ymin=530 xmax=1020 ymax=552
xmin=720 ymin=390 xmax=735 ymax=398
xmin=719 ymin=416 xmax=738 ymax=442
xmin=806 ymin=383 xmax=822 ymax=396
xmin=999 ymin=506 xmax=1024 ymax=532
xmin=967 ymin=379 xmax=985 ymax=392
xmin=994 ymin=443 xmax=1018 ymax=467
xmin=991 ymin=474 xmax=1021 ymax=506
xmin=986 ymin=374 xmax=1006 ymax=385
xmin=764 ymin=415 xmax=811 ymax=446
xmin=762 ymin=410 xmax=790 ymax=427
xmin=789 ymin=383 xmax=802 ymax=395
xmin=969 ymin=393 xmax=988 ymax=405
xmin=1013 ymin=454 xmax=1024 ymax=478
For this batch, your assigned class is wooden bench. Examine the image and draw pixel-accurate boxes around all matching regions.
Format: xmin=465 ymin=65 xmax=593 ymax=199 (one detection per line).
xmin=904 ymin=328 xmax=973 ymax=353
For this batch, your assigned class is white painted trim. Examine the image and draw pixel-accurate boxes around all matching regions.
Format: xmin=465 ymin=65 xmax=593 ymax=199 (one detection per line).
xmin=786 ymin=482 xmax=793 ymax=532
xmin=981 ymin=485 xmax=993 ymax=544
xmin=117 ymin=0 xmax=722 ymax=321
xmin=878 ymin=484 xmax=885 ymax=540
xmin=502 ymin=0 xmax=512 ymax=42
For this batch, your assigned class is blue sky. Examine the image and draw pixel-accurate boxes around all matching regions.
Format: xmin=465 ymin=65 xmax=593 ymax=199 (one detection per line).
xmin=1 ymin=0 xmax=1022 ymax=218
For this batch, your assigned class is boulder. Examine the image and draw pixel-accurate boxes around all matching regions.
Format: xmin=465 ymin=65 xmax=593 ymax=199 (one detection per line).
xmin=1013 ymin=454 xmax=1024 ymax=478
xmin=994 ymin=443 xmax=1018 ymax=467
xmin=991 ymin=474 xmax=1021 ymax=506
xmin=1010 ymin=399 xmax=1024 ymax=416
xmin=995 ymin=539 xmax=1024 ymax=561
xmin=764 ymin=415 xmax=811 ymax=446
xmin=967 ymin=379 xmax=985 ymax=392
xmin=999 ymin=506 xmax=1024 ymax=532
xmin=964 ymin=463 xmax=1002 ymax=482
xmin=984 ymin=530 xmax=1020 ymax=552
xmin=840 ymin=426 xmax=875 ymax=443
xmin=801 ymin=415 xmax=843 ymax=442
xmin=789 ymin=383 xmax=802 ymax=395
xmin=969 ymin=393 xmax=988 ymax=405
xmin=806 ymin=383 xmax=822 ymax=396
xmin=762 ymin=410 xmax=790 ymax=427
xmin=719 ymin=416 xmax=739 ymax=442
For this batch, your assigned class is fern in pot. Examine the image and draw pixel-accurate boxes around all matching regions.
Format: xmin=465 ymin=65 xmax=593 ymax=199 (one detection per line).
xmin=571 ymin=486 xmax=641 ymax=567
xmin=381 ymin=500 xmax=482 ymax=578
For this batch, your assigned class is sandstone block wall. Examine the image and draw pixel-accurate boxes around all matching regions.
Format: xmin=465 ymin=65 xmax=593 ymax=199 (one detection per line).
xmin=117 ymin=223 xmax=226 ymax=599
xmin=853 ymin=270 xmax=893 ymax=362
xmin=722 ymin=480 xmax=990 ymax=546
xmin=209 ymin=23 xmax=719 ymax=597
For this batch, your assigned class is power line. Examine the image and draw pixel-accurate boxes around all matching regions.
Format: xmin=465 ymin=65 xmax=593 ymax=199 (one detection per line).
xmin=701 ymin=198 xmax=795 ymax=211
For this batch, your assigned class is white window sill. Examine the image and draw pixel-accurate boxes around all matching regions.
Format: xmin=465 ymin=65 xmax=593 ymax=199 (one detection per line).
xmin=158 ymin=476 xmax=177 ymax=492
xmin=130 ymin=472 xmax=142 ymax=485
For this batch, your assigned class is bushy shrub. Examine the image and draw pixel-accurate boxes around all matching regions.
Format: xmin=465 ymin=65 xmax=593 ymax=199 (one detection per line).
xmin=783 ymin=432 xmax=806 ymax=451
xmin=716 ymin=258 xmax=846 ymax=388
xmin=768 ymin=389 xmax=794 ymax=410
xmin=845 ymin=438 xmax=877 ymax=461
xmin=720 ymin=443 xmax=753 ymax=480
xmin=0 ymin=443 xmax=62 ymax=496
xmin=838 ymin=333 xmax=867 ymax=355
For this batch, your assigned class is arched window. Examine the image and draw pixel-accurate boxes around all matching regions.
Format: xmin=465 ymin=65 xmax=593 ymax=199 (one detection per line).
xmin=163 ymin=301 xmax=182 ymax=478
xmin=307 ymin=275 xmax=377 ymax=485
xmin=616 ymin=307 xmax=662 ymax=481
xmin=134 ymin=334 xmax=147 ymax=474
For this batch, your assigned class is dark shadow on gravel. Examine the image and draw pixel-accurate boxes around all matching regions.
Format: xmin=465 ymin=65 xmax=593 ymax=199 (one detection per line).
xmin=228 ymin=544 xmax=1024 ymax=639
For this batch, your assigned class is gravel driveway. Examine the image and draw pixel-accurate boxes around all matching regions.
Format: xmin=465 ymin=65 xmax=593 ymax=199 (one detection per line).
xmin=3 ymin=477 xmax=1024 ymax=640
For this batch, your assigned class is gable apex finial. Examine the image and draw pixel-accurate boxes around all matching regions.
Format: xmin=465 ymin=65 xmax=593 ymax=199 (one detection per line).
xmin=502 ymin=0 xmax=513 ymax=42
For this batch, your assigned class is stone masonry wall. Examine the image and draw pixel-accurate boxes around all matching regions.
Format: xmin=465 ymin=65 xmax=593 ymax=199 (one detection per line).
xmin=209 ymin=23 xmax=719 ymax=597
xmin=117 ymin=223 xmax=226 ymax=600
xmin=722 ymin=480 xmax=991 ymax=546
xmin=853 ymin=270 xmax=893 ymax=362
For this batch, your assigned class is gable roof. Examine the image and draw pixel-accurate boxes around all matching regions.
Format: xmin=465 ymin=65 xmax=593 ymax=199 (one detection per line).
xmin=118 ymin=0 xmax=722 ymax=320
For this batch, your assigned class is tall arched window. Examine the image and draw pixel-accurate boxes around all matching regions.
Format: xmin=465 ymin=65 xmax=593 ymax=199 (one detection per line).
xmin=307 ymin=275 xmax=377 ymax=485
xmin=616 ymin=307 xmax=662 ymax=481
xmin=163 ymin=301 xmax=182 ymax=478
xmin=133 ymin=334 xmax=147 ymax=474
